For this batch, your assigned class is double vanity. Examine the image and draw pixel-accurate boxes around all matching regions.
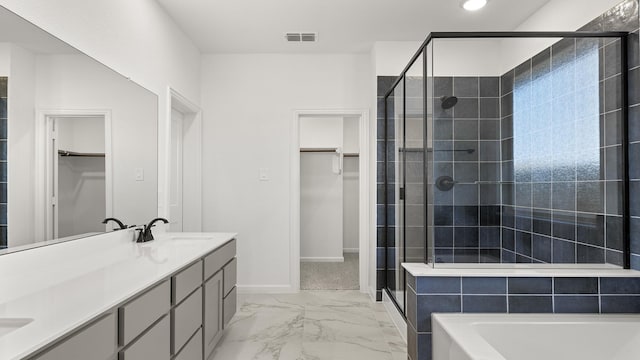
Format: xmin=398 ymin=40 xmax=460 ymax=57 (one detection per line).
xmin=0 ymin=231 xmax=238 ymax=360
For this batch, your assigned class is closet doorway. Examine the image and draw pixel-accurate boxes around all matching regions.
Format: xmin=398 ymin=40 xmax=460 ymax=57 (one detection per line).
xmin=39 ymin=112 xmax=112 ymax=240
xmin=291 ymin=110 xmax=369 ymax=292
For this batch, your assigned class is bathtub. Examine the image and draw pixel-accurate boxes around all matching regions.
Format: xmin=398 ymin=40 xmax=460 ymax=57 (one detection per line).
xmin=432 ymin=313 xmax=640 ymax=360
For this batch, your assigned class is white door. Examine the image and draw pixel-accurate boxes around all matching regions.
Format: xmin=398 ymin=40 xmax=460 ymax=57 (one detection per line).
xmin=170 ymin=109 xmax=184 ymax=232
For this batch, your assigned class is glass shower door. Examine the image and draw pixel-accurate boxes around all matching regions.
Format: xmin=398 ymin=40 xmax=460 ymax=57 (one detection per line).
xmin=385 ymin=53 xmax=426 ymax=313
xmin=386 ymin=78 xmax=405 ymax=311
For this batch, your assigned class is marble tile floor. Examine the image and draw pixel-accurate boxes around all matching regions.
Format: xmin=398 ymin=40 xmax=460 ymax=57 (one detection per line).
xmin=209 ymin=291 xmax=407 ymax=360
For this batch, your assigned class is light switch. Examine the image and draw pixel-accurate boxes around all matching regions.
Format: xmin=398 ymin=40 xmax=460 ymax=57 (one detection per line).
xmin=135 ymin=168 xmax=144 ymax=181
xmin=259 ymin=168 xmax=269 ymax=181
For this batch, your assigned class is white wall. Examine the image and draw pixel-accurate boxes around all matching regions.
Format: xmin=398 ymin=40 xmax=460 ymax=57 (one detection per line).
xmin=373 ymin=42 xmax=423 ymax=76
xmin=7 ymin=44 xmax=36 ymax=247
xmin=501 ymin=0 xmax=625 ymax=73
xmin=343 ymin=157 xmax=359 ymax=253
xmin=343 ymin=117 xmax=359 ymax=252
xmin=300 ymin=152 xmax=343 ymax=261
xmin=57 ymin=117 xmax=105 ymax=154
xmin=299 ymin=116 xmax=343 ymax=149
xmin=0 ymin=43 xmax=9 ymax=75
xmin=0 ymin=0 xmax=202 ymax=218
xmin=58 ymin=156 xmax=106 ymax=238
xmin=201 ymin=53 xmax=370 ymax=291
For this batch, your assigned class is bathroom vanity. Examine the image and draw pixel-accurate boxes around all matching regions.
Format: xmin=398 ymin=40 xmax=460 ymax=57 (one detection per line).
xmin=0 ymin=231 xmax=238 ymax=360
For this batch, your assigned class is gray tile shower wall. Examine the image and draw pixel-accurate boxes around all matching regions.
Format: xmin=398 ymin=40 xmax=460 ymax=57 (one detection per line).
xmin=0 ymin=77 xmax=6 ymax=249
xmin=377 ymin=76 xmax=396 ymax=301
xmin=500 ymin=0 xmax=639 ymax=266
xmin=432 ymin=76 xmax=502 ymax=264
xmin=406 ymin=273 xmax=640 ymax=360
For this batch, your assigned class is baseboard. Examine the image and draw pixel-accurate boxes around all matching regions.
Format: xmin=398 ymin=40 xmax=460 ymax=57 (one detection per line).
xmin=236 ymin=284 xmax=297 ymax=294
xmin=343 ymin=248 xmax=359 ymax=253
xmin=383 ymin=290 xmax=407 ymax=344
xmin=300 ymin=256 xmax=344 ymax=262
xmin=368 ymin=286 xmax=377 ymax=302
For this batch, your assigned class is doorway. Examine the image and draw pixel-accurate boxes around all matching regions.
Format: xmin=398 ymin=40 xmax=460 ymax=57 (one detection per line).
xmin=167 ymin=88 xmax=202 ymax=232
xmin=40 ymin=112 xmax=112 ymax=239
xmin=291 ymin=110 xmax=369 ymax=292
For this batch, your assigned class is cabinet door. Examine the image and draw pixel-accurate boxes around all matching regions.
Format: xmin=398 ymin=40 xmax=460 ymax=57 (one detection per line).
xmin=119 ymin=316 xmax=170 ymax=360
xmin=204 ymin=271 xmax=223 ymax=358
xmin=33 ymin=313 xmax=116 ymax=360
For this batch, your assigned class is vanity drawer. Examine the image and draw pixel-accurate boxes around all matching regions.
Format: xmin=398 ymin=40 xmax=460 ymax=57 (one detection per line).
xmin=223 ymin=286 xmax=237 ymax=328
xmin=119 ymin=315 xmax=170 ymax=360
xmin=204 ymin=239 xmax=236 ymax=280
xmin=172 ymin=260 xmax=203 ymax=304
xmin=223 ymin=257 xmax=237 ymax=296
xmin=172 ymin=287 xmax=203 ymax=353
xmin=174 ymin=328 xmax=202 ymax=360
xmin=34 ymin=313 xmax=116 ymax=360
xmin=119 ymin=280 xmax=170 ymax=346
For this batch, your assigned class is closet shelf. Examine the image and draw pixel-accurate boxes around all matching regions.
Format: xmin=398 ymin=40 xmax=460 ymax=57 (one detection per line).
xmin=58 ymin=150 xmax=105 ymax=157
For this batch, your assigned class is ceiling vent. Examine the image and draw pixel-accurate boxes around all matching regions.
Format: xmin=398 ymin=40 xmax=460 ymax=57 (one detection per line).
xmin=285 ymin=32 xmax=317 ymax=42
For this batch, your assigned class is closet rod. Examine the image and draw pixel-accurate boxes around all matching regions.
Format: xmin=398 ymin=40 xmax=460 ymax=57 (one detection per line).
xmin=58 ymin=150 xmax=105 ymax=157
xmin=300 ymin=148 xmax=339 ymax=153
xmin=344 ymin=153 xmax=359 ymax=157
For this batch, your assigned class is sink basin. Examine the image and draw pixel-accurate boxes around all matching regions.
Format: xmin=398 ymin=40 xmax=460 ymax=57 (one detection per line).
xmin=0 ymin=318 xmax=33 ymax=337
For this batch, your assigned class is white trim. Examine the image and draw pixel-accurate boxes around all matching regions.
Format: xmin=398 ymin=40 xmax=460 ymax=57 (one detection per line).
xmin=290 ymin=109 xmax=370 ymax=294
xmin=300 ymin=257 xmax=345 ymax=263
xmin=383 ymin=290 xmax=408 ymax=343
xmin=236 ymin=285 xmax=297 ymax=294
xmin=165 ymin=87 xmax=202 ymax=231
xmin=343 ymin=248 xmax=360 ymax=254
xmin=35 ymin=109 xmax=113 ymax=239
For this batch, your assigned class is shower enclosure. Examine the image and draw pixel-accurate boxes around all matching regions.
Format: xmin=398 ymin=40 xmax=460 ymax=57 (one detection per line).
xmin=383 ymin=32 xmax=631 ymax=313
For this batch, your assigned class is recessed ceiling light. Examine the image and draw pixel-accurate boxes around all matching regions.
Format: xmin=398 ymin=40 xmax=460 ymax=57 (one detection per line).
xmin=461 ymin=0 xmax=487 ymax=11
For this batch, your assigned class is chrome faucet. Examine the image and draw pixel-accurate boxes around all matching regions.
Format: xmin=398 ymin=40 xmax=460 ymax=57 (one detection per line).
xmin=136 ymin=218 xmax=169 ymax=243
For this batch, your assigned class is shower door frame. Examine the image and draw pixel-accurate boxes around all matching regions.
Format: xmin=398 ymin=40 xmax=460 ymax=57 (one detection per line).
xmin=383 ymin=31 xmax=632 ymax=316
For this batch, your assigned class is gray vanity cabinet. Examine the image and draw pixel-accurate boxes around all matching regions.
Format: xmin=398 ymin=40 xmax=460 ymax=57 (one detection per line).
xmin=32 ymin=313 xmax=117 ymax=360
xmin=203 ymin=271 xmax=224 ymax=359
xmin=26 ymin=239 xmax=237 ymax=360
xmin=119 ymin=316 xmax=170 ymax=360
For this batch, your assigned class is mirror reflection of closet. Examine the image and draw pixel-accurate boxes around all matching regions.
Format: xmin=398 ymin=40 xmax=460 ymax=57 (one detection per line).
xmin=51 ymin=116 xmax=108 ymax=239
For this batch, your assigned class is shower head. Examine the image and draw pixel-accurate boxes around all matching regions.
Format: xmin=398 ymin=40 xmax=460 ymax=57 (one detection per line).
xmin=440 ymin=95 xmax=458 ymax=110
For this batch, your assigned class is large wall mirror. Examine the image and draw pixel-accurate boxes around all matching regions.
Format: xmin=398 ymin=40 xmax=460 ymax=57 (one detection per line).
xmin=0 ymin=6 xmax=158 ymax=252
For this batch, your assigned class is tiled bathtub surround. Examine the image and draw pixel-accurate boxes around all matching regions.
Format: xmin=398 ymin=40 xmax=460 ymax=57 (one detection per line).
xmin=406 ymin=271 xmax=640 ymax=360
xmin=0 ymin=77 xmax=6 ymax=249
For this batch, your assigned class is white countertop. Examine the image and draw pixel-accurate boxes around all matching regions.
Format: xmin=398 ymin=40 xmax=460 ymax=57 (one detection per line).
xmin=402 ymin=262 xmax=640 ymax=278
xmin=0 ymin=230 xmax=237 ymax=360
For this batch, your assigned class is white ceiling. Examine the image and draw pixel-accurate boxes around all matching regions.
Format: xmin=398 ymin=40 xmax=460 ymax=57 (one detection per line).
xmin=156 ymin=0 xmax=552 ymax=54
